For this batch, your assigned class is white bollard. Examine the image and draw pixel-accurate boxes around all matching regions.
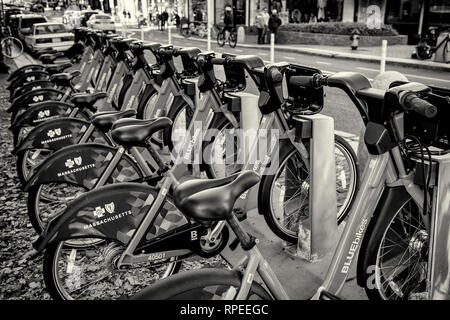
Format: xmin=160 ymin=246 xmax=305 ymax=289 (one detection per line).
xmin=141 ymin=28 xmax=144 ymax=41
xmin=168 ymin=25 xmax=172 ymax=44
xmin=270 ymin=33 xmax=275 ymax=63
xmin=380 ymin=40 xmax=387 ymax=73
xmin=207 ymin=25 xmax=211 ymax=51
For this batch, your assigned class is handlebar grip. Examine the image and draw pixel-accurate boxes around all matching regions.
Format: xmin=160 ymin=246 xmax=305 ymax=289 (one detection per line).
xmin=289 ymin=75 xmax=315 ymax=88
xmin=268 ymin=67 xmax=283 ymax=83
xmin=211 ymin=58 xmax=226 ymax=65
xmin=400 ymin=92 xmax=438 ymax=118
xmin=159 ymin=48 xmax=174 ymax=56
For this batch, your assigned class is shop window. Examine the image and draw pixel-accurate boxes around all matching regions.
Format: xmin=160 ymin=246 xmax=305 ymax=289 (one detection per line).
xmin=285 ymin=0 xmax=344 ymax=23
xmin=385 ymin=0 xmax=421 ymax=23
xmin=428 ymin=0 xmax=450 ymax=25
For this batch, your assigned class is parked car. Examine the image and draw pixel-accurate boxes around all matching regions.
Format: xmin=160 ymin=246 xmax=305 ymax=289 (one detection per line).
xmin=4 ymin=7 xmax=23 ymax=25
xmin=86 ymin=14 xmax=116 ymax=33
xmin=80 ymin=10 xmax=99 ymax=27
xmin=23 ymin=22 xmax=74 ymax=53
xmin=16 ymin=14 xmax=48 ymax=43
xmin=8 ymin=14 xmax=22 ymax=38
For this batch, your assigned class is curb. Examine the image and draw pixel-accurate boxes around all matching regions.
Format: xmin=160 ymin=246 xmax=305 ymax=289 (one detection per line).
xmin=171 ymin=34 xmax=450 ymax=72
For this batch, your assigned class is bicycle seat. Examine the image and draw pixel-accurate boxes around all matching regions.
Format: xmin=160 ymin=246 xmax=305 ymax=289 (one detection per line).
xmin=178 ymin=47 xmax=201 ymax=59
xmin=173 ymin=171 xmax=260 ymax=222
xmin=70 ymin=92 xmax=108 ymax=111
xmin=110 ymin=118 xmax=155 ymax=130
xmin=36 ymin=49 xmax=57 ymax=56
xmin=105 ymin=33 xmax=120 ymax=39
xmin=111 ymin=117 xmax=173 ymax=148
xmin=142 ymin=42 xmax=161 ymax=52
xmin=49 ymin=70 xmax=81 ymax=86
xmin=44 ymin=62 xmax=72 ymax=75
xmin=39 ymin=52 xmax=65 ymax=64
xmin=234 ymin=55 xmax=265 ymax=71
xmin=91 ymin=109 xmax=137 ymax=132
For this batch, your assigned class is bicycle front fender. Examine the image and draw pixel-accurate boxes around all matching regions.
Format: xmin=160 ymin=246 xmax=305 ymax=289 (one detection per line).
xmin=11 ymin=80 xmax=56 ymax=102
xmin=10 ymin=101 xmax=76 ymax=131
xmin=13 ymin=118 xmax=96 ymax=155
xmin=7 ymin=70 xmax=49 ymax=92
xmin=23 ymin=143 xmax=142 ymax=191
xmin=7 ymin=64 xmax=45 ymax=82
xmin=356 ymin=186 xmax=411 ymax=287
xmin=130 ymin=268 xmax=272 ymax=300
xmin=33 ymin=183 xmax=158 ymax=251
xmin=8 ymin=88 xmax=65 ymax=114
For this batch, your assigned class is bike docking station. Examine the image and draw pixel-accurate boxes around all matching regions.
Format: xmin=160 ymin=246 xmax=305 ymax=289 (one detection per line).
xmin=284 ymin=113 xmax=340 ymax=262
xmin=221 ymin=63 xmax=360 ymax=299
xmin=425 ymin=152 xmax=450 ymax=299
xmin=218 ymin=68 xmax=347 ymax=298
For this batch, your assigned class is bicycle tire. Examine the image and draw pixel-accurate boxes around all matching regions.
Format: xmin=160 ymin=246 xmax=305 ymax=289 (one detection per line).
xmin=131 ymin=268 xmax=272 ymax=300
xmin=229 ymin=32 xmax=237 ymax=48
xmin=259 ymin=136 xmax=359 ymax=243
xmin=163 ymin=101 xmax=193 ymax=152
xmin=43 ymin=237 xmax=183 ymax=300
xmin=217 ymin=32 xmax=226 ymax=47
xmin=358 ymin=187 xmax=429 ymax=300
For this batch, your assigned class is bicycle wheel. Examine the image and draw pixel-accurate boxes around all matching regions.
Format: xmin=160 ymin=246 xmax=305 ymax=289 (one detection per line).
xmin=131 ymin=268 xmax=272 ymax=300
xmin=202 ymin=113 xmax=241 ymax=178
xmin=217 ymin=32 xmax=226 ymax=47
xmin=1 ymin=37 xmax=23 ymax=59
xmin=163 ymin=102 xmax=193 ymax=152
xmin=229 ymin=32 xmax=237 ymax=48
xmin=259 ymin=136 xmax=359 ymax=243
xmin=359 ymin=189 xmax=429 ymax=300
xmin=43 ymin=237 xmax=182 ymax=300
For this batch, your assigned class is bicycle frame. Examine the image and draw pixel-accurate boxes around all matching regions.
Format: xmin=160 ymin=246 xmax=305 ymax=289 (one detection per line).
xmin=142 ymin=75 xmax=195 ymax=120
xmin=116 ymin=88 xmax=224 ymax=267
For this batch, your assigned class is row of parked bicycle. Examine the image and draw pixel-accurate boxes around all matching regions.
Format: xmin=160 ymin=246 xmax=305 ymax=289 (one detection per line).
xmin=6 ymin=26 xmax=450 ymax=300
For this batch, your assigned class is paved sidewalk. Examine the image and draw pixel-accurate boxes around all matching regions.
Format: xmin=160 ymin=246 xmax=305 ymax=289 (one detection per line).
xmin=169 ymin=32 xmax=450 ymax=72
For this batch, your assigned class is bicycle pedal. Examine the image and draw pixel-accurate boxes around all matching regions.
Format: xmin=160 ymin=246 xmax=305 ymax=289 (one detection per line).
xmin=233 ymin=208 xmax=247 ymax=221
xmin=319 ymin=290 xmax=342 ymax=300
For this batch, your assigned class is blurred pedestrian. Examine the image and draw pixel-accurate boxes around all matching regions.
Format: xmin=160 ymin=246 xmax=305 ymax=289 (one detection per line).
xmin=309 ymin=13 xmax=317 ymax=23
xmin=223 ymin=6 xmax=233 ymax=33
xmin=161 ymin=10 xmax=168 ymax=31
xmin=268 ymin=9 xmax=282 ymax=42
xmin=255 ymin=10 xmax=265 ymax=44
xmin=262 ymin=7 xmax=270 ymax=44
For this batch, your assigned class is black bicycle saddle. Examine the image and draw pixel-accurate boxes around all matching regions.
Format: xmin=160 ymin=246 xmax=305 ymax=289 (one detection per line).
xmin=70 ymin=92 xmax=108 ymax=110
xmin=91 ymin=109 xmax=137 ymax=132
xmin=173 ymin=171 xmax=260 ymax=222
xmin=39 ymin=52 xmax=65 ymax=64
xmin=110 ymin=117 xmax=172 ymax=147
xmin=49 ymin=70 xmax=80 ymax=86
xmin=44 ymin=62 xmax=73 ymax=75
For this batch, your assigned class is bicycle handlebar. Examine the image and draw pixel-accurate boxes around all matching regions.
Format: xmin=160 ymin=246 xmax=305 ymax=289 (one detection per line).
xmin=399 ymin=91 xmax=438 ymax=118
xmin=211 ymin=57 xmax=226 ymax=65
xmin=288 ymin=74 xmax=326 ymax=88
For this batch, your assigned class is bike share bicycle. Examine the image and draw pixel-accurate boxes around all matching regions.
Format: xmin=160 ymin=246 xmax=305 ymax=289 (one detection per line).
xmin=18 ymin=43 xmax=202 ymax=234
xmin=131 ymin=70 xmax=450 ymax=300
xmin=11 ymin=35 xmax=141 ymax=183
xmin=31 ymin=50 xmax=248 ymax=300
xmin=31 ymin=51 xmax=358 ymax=300
xmin=199 ymin=56 xmax=358 ymax=243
